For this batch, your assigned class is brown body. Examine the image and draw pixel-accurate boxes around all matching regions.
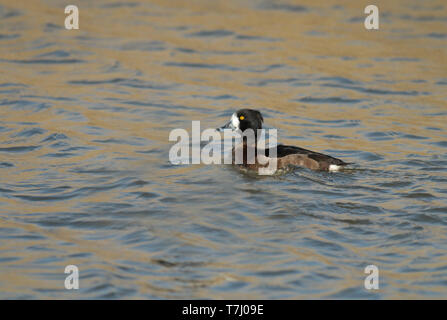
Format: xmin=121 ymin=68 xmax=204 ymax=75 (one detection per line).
xmin=218 ymin=109 xmax=351 ymax=173
xmin=231 ymin=142 xmax=348 ymax=172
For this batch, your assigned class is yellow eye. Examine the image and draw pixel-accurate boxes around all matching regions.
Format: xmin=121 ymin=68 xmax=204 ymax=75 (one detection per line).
xmin=239 ymin=116 xmax=245 ymax=120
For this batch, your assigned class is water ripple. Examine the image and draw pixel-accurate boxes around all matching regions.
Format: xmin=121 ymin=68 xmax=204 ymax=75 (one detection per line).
xmin=1 ymin=0 xmax=446 ymax=300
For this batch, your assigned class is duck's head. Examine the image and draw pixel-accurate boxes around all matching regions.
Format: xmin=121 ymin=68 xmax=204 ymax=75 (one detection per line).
xmin=217 ymin=109 xmax=264 ymax=132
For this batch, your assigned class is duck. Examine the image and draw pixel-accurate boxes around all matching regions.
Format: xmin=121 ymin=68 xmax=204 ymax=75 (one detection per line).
xmin=217 ymin=109 xmax=350 ymax=173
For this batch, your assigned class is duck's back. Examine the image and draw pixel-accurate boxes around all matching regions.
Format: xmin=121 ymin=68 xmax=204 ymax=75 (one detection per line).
xmin=267 ymin=145 xmax=349 ymax=171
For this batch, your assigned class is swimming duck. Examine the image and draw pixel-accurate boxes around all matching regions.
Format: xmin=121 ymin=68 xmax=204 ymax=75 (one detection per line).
xmin=217 ymin=109 xmax=350 ymax=172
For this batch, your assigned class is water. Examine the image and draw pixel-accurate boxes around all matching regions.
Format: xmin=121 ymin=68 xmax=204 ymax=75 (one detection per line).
xmin=0 ymin=0 xmax=446 ymax=299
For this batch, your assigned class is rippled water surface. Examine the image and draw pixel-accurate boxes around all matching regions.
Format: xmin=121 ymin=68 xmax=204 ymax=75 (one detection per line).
xmin=1 ymin=0 xmax=447 ymax=299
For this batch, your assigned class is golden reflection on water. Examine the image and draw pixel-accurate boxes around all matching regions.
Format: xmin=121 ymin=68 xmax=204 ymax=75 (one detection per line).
xmin=0 ymin=0 xmax=447 ymax=299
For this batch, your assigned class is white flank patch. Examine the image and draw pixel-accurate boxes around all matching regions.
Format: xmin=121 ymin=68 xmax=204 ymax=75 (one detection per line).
xmin=329 ymin=164 xmax=340 ymax=172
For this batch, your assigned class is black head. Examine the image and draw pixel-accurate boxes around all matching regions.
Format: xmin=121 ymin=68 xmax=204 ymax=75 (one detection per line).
xmin=217 ymin=109 xmax=264 ymax=132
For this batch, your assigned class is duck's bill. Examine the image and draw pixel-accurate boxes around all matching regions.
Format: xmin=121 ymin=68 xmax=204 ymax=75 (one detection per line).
xmin=217 ymin=121 xmax=236 ymax=132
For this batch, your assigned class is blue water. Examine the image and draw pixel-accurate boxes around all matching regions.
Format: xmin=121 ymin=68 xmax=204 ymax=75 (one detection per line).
xmin=0 ymin=0 xmax=446 ymax=299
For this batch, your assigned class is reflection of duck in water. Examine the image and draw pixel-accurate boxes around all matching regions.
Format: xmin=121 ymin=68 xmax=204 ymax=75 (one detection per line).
xmin=218 ymin=109 xmax=351 ymax=172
